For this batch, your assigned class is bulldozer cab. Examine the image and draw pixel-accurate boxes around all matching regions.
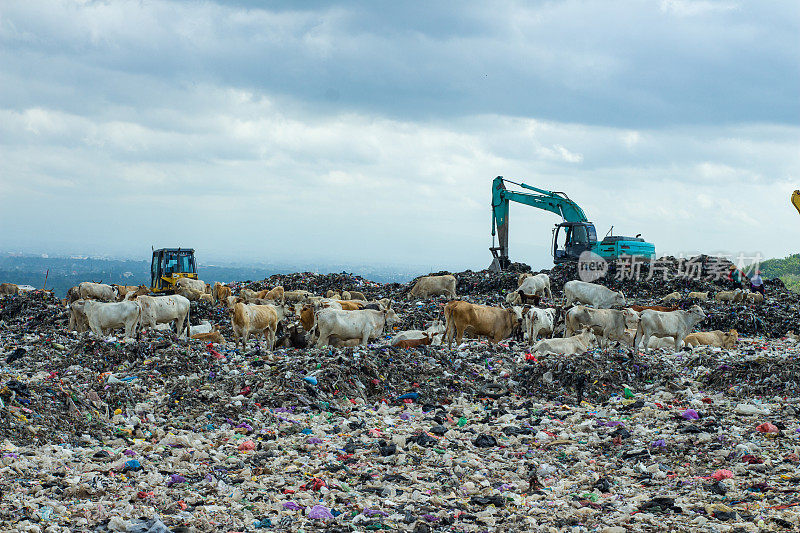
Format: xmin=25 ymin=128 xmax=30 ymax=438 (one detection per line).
xmin=151 ymin=248 xmax=197 ymax=293
xmin=552 ymin=222 xmax=597 ymax=263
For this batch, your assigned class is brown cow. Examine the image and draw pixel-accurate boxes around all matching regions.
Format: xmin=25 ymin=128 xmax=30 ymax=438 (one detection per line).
xmin=229 ymin=302 xmax=278 ymax=351
xmin=299 ymin=305 xmax=316 ymax=333
xmin=112 ymin=285 xmax=139 ymax=301
xmin=124 ymin=285 xmax=151 ymax=300
xmin=394 ymin=334 xmax=433 ymax=349
xmin=192 ymin=329 xmax=226 ymax=344
xmin=66 ymin=286 xmax=81 ymax=304
xmin=0 ymin=282 xmax=19 ymax=296
xmin=444 ymin=301 xmax=521 ymax=348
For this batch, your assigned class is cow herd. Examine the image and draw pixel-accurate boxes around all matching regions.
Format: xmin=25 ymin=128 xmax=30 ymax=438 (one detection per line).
xmin=437 ymin=273 xmax=741 ymax=357
xmin=18 ymin=270 xmax=751 ymax=357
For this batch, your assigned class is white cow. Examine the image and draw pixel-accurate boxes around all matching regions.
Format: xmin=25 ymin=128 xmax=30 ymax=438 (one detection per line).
xmin=564 ymin=280 xmax=626 ymax=308
xmin=68 ymin=299 xmax=89 ymax=333
xmin=518 ymin=273 xmax=553 ymax=300
xmin=634 ymin=305 xmax=707 ymax=352
xmin=84 ymin=300 xmax=141 ymax=338
xmin=78 ymin=282 xmax=117 ymax=302
xmin=525 ymin=307 xmax=556 ymax=345
xmin=316 ymin=308 xmax=400 ymax=347
xmin=137 ymin=295 xmax=191 ymax=337
xmin=188 ymin=320 xmax=212 ymax=336
xmin=391 ymin=321 xmax=446 ymax=346
xmin=531 ymin=330 xmax=597 ymax=356
xmin=175 ymin=277 xmax=206 ymax=293
xmin=565 ymin=306 xmax=631 ymax=348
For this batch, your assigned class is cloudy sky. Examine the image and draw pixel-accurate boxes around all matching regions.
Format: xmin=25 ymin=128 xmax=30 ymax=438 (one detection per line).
xmin=0 ymin=0 xmax=798 ymax=271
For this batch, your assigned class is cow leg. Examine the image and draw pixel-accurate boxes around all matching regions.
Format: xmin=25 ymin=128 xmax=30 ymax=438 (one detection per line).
xmin=360 ymin=332 xmax=369 ymax=346
xmin=455 ymin=324 xmax=465 ymax=346
xmin=445 ymin=320 xmax=455 ymax=349
xmin=316 ymin=330 xmax=329 ymax=348
xmin=268 ymin=326 xmax=277 ymax=350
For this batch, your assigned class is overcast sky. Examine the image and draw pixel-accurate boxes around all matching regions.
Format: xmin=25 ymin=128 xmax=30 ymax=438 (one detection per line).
xmin=1 ymin=0 xmax=798 ymax=271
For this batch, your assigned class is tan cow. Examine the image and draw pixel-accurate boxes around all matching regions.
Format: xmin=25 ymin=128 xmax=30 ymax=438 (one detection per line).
xmin=256 ymin=286 xmax=285 ymax=304
xmin=229 ymin=302 xmax=278 ymax=351
xmin=687 ymin=291 xmax=709 ymax=301
xmin=284 ymin=290 xmax=312 ymax=303
xmin=410 ymin=275 xmax=457 ymax=299
xmin=684 ymin=329 xmax=738 ymax=348
xmin=0 ymin=283 xmax=19 ymax=296
xmin=443 ymin=300 xmax=521 ymax=348
xmin=661 ymin=291 xmax=682 ymax=303
xmin=347 ymin=290 xmax=367 ymax=301
xmin=240 ymin=289 xmax=258 ymax=302
xmin=213 ymin=283 xmax=232 ymax=304
xmin=715 ymin=289 xmax=744 ymax=303
xmin=175 ymin=277 xmax=206 ymax=294
xmin=176 ymin=286 xmax=204 ymax=301
xmin=746 ymin=292 xmax=764 ymax=304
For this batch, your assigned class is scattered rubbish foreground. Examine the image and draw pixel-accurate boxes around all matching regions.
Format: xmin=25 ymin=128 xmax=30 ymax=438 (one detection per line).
xmin=1 ymin=266 xmax=800 ymax=531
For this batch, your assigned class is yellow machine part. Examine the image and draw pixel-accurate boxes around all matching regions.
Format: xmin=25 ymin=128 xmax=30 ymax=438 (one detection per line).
xmin=792 ymin=190 xmax=800 ymax=215
xmin=152 ymin=272 xmax=198 ymax=293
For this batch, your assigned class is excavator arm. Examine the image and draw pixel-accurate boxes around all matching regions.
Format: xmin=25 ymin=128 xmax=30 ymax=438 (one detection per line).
xmin=490 ymin=176 xmax=589 ymax=269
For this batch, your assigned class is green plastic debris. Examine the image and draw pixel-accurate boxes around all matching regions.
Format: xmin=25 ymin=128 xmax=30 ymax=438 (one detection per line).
xmin=623 ymin=387 xmax=634 ymax=399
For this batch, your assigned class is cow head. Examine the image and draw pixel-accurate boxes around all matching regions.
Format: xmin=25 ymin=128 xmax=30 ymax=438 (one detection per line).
xmin=723 ymin=329 xmax=739 ymax=347
xmin=384 ymin=309 xmax=400 ymax=326
xmin=687 ymin=304 xmax=706 ymax=321
xmin=580 ymin=327 xmax=598 ymax=346
xmin=623 ymin=308 xmax=640 ymax=329
xmin=614 ymin=291 xmax=626 ymax=307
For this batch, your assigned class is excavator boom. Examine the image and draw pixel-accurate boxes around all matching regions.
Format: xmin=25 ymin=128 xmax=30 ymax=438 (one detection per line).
xmin=489 ymin=176 xmax=654 ymax=270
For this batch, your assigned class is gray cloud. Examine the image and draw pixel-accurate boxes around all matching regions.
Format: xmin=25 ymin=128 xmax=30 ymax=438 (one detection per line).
xmin=0 ymin=1 xmax=797 ymax=271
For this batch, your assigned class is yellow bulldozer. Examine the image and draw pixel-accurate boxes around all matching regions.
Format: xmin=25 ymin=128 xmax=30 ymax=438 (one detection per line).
xmin=150 ymin=248 xmax=198 ymax=294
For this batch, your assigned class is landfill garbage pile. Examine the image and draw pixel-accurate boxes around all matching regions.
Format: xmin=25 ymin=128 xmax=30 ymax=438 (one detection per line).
xmin=237 ymin=272 xmax=386 ymax=300
xmin=3 ymin=262 xmax=800 ymax=532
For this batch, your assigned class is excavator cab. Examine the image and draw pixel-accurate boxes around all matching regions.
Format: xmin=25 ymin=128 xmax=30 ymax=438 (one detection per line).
xmin=150 ymin=248 xmax=197 ymax=293
xmin=552 ymin=222 xmax=597 ymax=263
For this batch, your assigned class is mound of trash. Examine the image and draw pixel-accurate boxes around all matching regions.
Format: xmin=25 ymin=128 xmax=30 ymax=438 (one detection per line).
xmin=2 ymin=259 xmax=800 ymax=531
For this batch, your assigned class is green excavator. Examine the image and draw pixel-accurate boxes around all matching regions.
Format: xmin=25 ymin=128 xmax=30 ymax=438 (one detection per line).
xmin=489 ymin=176 xmax=655 ymax=270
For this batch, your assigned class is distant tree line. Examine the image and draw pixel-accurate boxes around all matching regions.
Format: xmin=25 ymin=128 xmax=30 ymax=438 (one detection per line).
xmin=759 ymin=253 xmax=800 ymax=292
